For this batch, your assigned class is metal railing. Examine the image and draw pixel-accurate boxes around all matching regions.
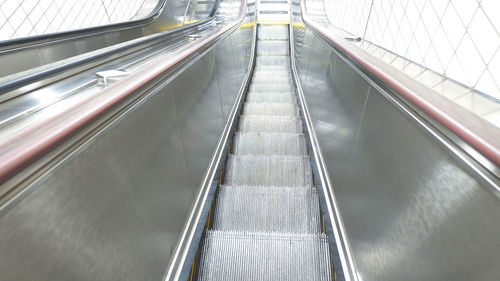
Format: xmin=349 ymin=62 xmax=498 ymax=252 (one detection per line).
xmin=0 ymin=0 xmax=159 ymax=41
xmin=323 ymin=0 xmax=500 ymax=127
xmin=300 ymin=0 xmax=500 ymax=170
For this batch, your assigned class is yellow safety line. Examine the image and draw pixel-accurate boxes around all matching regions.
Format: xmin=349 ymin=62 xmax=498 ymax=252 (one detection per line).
xmin=330 ymin=254 xmax=337 ymax=281
xmin=292 ymin=21 xmax=306 ymax=29
xmin=240 ymin=22 xmax=255 ymax=29
xmin=157 ymin=23 xmax=183 ymax=31
xmin=206 ymin=206 xmax=212 ymax=230
xmin=322 ymin=215 xmax=326 ymax=234
xmin=189 ymin=258 xmax=195 ymax=281
xmin=189 ymin=247 xmax=201 ymax=281
xmin=184 ymin=19 xmax=200 ymax=24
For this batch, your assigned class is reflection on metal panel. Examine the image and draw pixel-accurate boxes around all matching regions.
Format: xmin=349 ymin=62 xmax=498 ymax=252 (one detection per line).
xmin=0 ymin=22 xmax=252 ymax=281
xmin=293 ymin=22 xmax=500 ymax=281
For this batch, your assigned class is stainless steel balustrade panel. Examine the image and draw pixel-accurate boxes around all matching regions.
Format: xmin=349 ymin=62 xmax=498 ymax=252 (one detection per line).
xmin=0 ymin=21 xmax=252 ymax=281
xmin=293 ymin=23 xmax=500 ymax=281
xmin=0 ymin=81 xmax=190 ymax=281
xmin=142 ymin=0 xmax=188 ymax=35
xmin=170 ymin=53 xmax=225 ymax=194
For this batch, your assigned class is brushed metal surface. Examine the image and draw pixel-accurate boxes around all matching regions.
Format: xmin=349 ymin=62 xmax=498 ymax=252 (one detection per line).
xmin=0 ymin=83 xmax=190 ymax=281
xmin=39 ymin=35 xmax=111 ymax=64
xmin=171 ymin=53 xmax=225 ymax=194
xmin=0 ymin=22 xmax=251 ymax=281
xmin=293 ymin=24 xmax=500 ymax=281
xmin=142 ymin=0 xmax=188 ymax=35
xmin=0 ymin=48 xmax=45 ymax=77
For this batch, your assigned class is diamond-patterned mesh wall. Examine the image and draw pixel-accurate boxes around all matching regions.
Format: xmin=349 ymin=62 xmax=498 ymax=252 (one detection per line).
xmin=0 ymin=0 xmax=159 ymax=41
xmin=324 ymin=0 xmax=500 ymax=126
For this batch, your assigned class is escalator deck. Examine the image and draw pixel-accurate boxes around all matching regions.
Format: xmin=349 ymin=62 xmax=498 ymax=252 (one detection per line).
xmin=196 ymin=24 xmax=334 ymax=281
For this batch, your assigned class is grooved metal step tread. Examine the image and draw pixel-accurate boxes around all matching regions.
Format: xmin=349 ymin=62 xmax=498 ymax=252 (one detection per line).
xmin=256 ymin=56 xmax=290 ymax=66
xmin=238 ymin=115 xmax=303 ymax=133
xmin=233 ymin=132 xmax=307 ymax=156
xmin=249 ymin=82 xmax=294 ymax=92
xmin=247 ymin=92 xmax=297 ymax=99
xmin=257 ymin=25 xmax=289 ymax=40
xmin=244 ymin=102 xmax=299 ymax=116
xmin=256 ymin=40 xmax=290 ymax=55
xmin=254 ymin=65 xmax=291 ymax=72
xmin=224 ymin=155 xmax=312 ymax=187
xmin=251 ymin=70 xmax=291 ymax=78
xmin=197 ymin=231 xmax=333 ymax=281
xmin=213 ymin=185 xmax=321 ymax=233
xmin=246 ymin=92 xmax=296 ymax=103
xmin=251 ymin=75 xmax=291 ymax=84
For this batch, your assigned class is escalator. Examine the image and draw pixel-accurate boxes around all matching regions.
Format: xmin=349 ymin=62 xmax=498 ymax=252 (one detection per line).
xmin=1 ymin=0 xmax=500 ymax=280
xmin=195 ymin=24 xmax=333 ymax=280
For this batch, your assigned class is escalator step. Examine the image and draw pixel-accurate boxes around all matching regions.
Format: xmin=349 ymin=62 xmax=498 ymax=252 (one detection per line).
xmin=233 ymin=132 xmax=306 ymax=156
xmin=256 ymin=55 xmax=290 ymax=66
xmin=244 ymin=102 xmax=299 ymax=116
xmin=257 ymin=25 xmax=289 ymax=40
xmin=197 ymin=231 xmax=332 ymax=281
xmin=254 ymin=64 xmax=291 ymax=72
xmin=246 ymin=92 xmax=296 ymax=103
xmin=249 ymin=81 xmax=294 ymax=93
xmin=224 ymin=155 xmax=312 ymax=187
xmin=238 ymin=116 xmax=303 ymax=133
xmin=251 ymin=70 xmax=291 ymax=79
xmin=213 ymin=185 xmax=321 ymax=233
xmin=256 ymin=40 xmax=290 ymax=55
xmin=251 ymin=74 xmax=291 ymax=84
